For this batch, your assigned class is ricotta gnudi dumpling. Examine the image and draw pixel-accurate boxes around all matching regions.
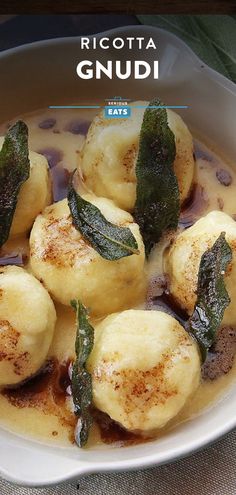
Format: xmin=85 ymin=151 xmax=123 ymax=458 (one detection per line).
xmin=79 ymin=101 xmax=195 ymax=211
xmin=0 ymin=137 xmax=52 ymax=237
xmin=0 ymin=266 xmax=56 ymax=387
xmin=166 ymin=211 xmax=236 ymax=326
xmin=87 ymin=310 xmax=200 ymax=434
xmin=29 ymin=196 xmax=145 ymax=316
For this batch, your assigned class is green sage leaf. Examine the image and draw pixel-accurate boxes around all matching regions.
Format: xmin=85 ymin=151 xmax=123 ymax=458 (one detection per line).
xmin=188 ymin=232 xmax=232 ymax=361
xmin=71 ymin=300 xmax=94 ymax=448
xmin=134 ymin=98 xmax=180 ymax=255
xmin=0 ymin=120 xmax=30 ymax=247
xmin=138 ymin=15 xmax=236 ymax=82
xmin=68 ymin=178 xmax=139 ymax=261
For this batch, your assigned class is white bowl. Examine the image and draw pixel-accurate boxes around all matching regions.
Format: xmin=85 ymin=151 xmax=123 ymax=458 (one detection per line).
xmin=0 ymin=25 xmax=236 ymax=487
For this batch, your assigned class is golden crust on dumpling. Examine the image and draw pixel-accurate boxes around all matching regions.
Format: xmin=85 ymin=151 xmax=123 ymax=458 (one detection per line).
xmin=0 ymin=266 xmax=56 ymax=387
xmin=88 ymin=309 xmax=200 ymax=434
xmin=29 ymin=196 xmax=146 ymax=316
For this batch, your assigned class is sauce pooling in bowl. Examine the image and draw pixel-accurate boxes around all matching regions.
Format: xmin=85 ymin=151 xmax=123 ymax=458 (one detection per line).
xmin=0 ymin=108 xmax=236 ymax=447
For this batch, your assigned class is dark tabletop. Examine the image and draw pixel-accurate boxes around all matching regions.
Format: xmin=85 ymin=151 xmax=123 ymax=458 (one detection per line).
xmin=0 ymin=15 xmax=140 ymax=51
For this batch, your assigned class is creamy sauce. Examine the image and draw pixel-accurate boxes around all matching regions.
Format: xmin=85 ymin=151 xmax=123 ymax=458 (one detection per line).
xmin=0 ymin=108 xmax=236 ymax=449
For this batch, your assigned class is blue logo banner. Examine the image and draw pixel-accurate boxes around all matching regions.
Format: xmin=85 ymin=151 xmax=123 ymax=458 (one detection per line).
xmin=104 ymin=106 xmax=131 ymax=119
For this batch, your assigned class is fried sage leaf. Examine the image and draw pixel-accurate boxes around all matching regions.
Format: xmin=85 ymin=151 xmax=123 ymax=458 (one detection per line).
xmin=134 ymin=98 xmax=180 ymax=255
xmin=188 ymin=232 xmax=232 ymax=361
xmin=68 ymin=179 xmax=139 ymax=261
xmin=0 ymin=121 xmax=30 ymax=247
xmin=71 ymin=300 xmax=94 ymax=448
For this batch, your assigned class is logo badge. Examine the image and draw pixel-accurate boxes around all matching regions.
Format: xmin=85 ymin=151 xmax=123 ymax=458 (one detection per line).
xmin=104 ymin=96 xmax=131 ymax=119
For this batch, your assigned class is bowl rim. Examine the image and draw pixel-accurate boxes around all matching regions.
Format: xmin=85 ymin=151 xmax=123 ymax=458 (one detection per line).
xmin=3 ymin=423 xmax=236 ymax=488
xmin=0 ymin=24 xmax=236 ymax=487
xmin=0 ymin=24 xmax=235 ymax=94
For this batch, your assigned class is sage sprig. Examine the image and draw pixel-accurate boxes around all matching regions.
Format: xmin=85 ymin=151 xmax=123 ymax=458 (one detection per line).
xmin=68 ymin=177 xmax=139 ymax=261
xmin=188 ymin=232 xmax=232 ymax=361
xmin=134 ymin=98 xmax=180 ymax=254
xmin=0 ymin=120 xmax=30 ymax=247
xmin=71 ymin=300 xmax=94 ymax=448
xmin=138 ymin=15 xmax=236 ymax=82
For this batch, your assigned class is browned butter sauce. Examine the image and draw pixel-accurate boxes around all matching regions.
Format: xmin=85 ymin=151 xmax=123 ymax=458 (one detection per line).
xmin=0 ymin=107 xmax=236 ymax=448
xmin=2 ymin=358 xmax=76 ymax=443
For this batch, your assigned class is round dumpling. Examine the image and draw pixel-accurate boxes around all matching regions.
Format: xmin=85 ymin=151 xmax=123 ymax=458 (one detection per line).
xmin=29 ymin=196 xmax=145 ymax=316
xmin=166 ymin=211 xmax=236 ymax=325
xmin=79 ymin=101 xmax=195 ymax=211
xmin=0 ymin=266 xmax=56 ymax=387
xmin=88 ymin=310 xmax=200 ymax=434
xmin=0 ymin=137 xmax=52 ymax=237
